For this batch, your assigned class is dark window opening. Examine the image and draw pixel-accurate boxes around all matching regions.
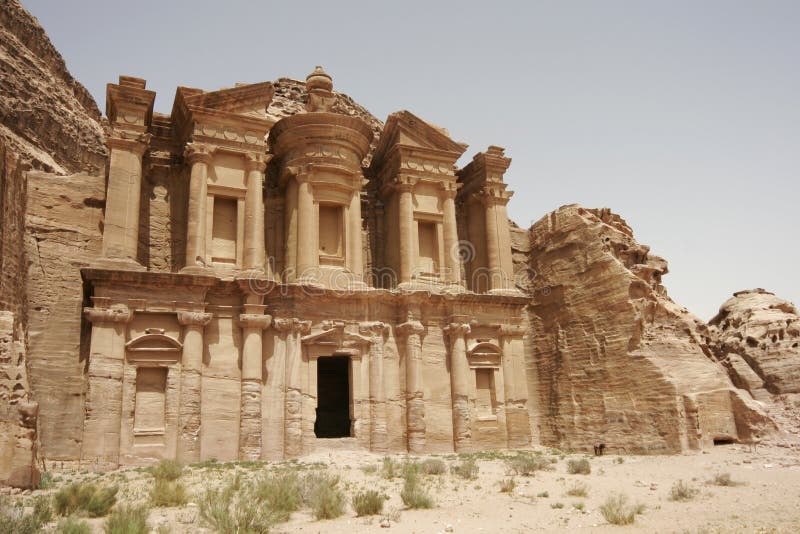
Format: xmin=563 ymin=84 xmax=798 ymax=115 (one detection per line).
xmin=713 ymin=438 xmax=735 ymax=446
xmin=315 ymin=356 xmax=351 ymax=438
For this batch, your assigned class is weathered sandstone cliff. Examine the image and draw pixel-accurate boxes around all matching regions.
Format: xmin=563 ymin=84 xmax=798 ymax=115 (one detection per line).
xmin=518 ymin=205 xmax=774 ymax=453
xmin=0 ymin=0 xmax=106 ymax=174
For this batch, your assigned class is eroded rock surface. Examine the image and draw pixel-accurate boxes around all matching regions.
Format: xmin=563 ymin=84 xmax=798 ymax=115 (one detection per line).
xmin=0 ymin=0 xmax=106 ymax=174
xmin=711 ymin=289 xmax=800 ymax=396
xmin=520 ymin=205 xmax=774 ymax=453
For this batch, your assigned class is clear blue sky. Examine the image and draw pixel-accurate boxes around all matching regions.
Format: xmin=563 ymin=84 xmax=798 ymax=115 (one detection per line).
xmin=23 ymin=0 xmax=799 ymax=320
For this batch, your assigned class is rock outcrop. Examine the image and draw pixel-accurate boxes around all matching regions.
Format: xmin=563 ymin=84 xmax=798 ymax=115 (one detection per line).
xmin=710 ymin=289 xmax=800 ymax=396
xmin=520 ymin=205 xmax=774 ymax=453
xmin=0 ymin=0 xmax=106 ymax=174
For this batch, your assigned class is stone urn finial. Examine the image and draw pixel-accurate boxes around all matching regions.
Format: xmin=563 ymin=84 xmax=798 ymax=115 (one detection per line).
xmin=305 ymin=66 xmax=335 ymax=112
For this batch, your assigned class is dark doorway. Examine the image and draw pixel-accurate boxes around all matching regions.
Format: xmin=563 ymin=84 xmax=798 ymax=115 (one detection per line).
xmin=314 ymin=356 xmax=351 ymax=438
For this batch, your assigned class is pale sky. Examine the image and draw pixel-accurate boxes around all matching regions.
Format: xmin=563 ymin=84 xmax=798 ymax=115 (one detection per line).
xmin=22 ymin=0 xmax=799 ymax=320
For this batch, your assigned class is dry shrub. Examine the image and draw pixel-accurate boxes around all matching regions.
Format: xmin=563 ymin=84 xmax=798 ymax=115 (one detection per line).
xmin=0 ymin=495 xmax=53 ymax=534
xmin=400 ymin=471 xmax=434 ymax=509
xmin=198 ymin=483 xmax=276 ymax=534
xmin=499 ymin=478 xmax=516 ymax=493
xmin=668 ymin=480 xmax=698 ymax=502
xmin=150 ymin=460 xmax=183 ymax=481
xmin=566 ymin=481 xmax=588 ymax=497
xmin=450 ymin=458 xmax=479 ymax=480
xmin=709 ymin=472 xmax=742 ymax=487
xmin=566 ymin=458 xmax=591 ymax=475
xmin=57 ymin=515 xmax=92 ymax=534
xmin=252 ymin=471 xmax=302 ymax=518
xmin=150 ymin=479 xmax=188 ymax=507
xmin=506 ymin=454 xmax=553 ymax=476
xmin=599 ymin=493 xmax=644 ymax=525
xmin=103 ymin=504 xmax=149 ymax=534
xmin=54 ymin=482 xmax=118 ymax=517
xmin=420 ymin=458 xmax=447 ymax=475
xmin=301 ymin=472 xmax=345 ymax=520
xmin=352 ymin=490 xmax=386 ymax=516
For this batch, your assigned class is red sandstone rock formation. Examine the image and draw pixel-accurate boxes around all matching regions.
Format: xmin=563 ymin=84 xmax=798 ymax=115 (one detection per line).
xmin=519 ymin=205 xmax=775 ymax=453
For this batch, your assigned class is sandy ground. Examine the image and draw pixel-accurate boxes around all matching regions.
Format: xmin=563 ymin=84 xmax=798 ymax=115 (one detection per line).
xmin=7 ymin=443 xmax=800 ymax=533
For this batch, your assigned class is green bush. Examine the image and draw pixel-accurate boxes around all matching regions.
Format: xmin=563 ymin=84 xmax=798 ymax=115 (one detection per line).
xmin=149 ymin=460 xmax=183 ymax=481
xmin=506 ymin=454 xmax=553 ymax=476
xmin=420 ymin=458 xmax=447 ymax=475
xmin=103 ymin=504 xmax=149 ymax=534
xmin=37 ymin=471 xmax=56 ymax=489
xmin=150 ymin=479 xmax=188 ymax=507
xmin=57 ymin=515 xmax=92 ymax=534
xmin=599 ymin=493 xmax=644 ymax=525
xmin=400 ymin=471 xmax=434 ymax=509
xmin=566 ymin=458 xmax=591 ymax=475
xmin=451 ymin=458 xmax=479 ymax=480
xmin=668 ymin=480 xmax=698 ymax=502
xmin=352 ymin=490 xmax=386 ymax=516
xmin=54 ymin=482 xmax=118 ymax=517
xmin=301 ymin=472 xmax=345 ymax=520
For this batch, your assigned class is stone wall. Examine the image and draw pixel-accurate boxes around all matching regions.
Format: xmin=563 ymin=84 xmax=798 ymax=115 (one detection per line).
xmin=0 ymin=138 xmax=39 ymax=488
xmin=25 ymin=171 xmax=106 ymax=460
xmin=517 ymin=205 xmax=775 ymax=453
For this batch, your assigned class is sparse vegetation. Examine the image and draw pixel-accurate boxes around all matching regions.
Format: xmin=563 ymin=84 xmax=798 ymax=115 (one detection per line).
xmin=451 ymin=458 xmax=479 ymax=480
xmin=572 ymin=502 xmax=585 ymax=511
xmin=54 ymin=482 xmax=118 ymax=517
xmin=252 ymin=471 xmax=302 ymax=519
xmin=709 ymin=472 xmax=742 ymax=487
xmin=198 ymin=482 xmax=277 ymax=534
xmin=420 ymin=458 xmax=447 ymax=475
xmin=56 ymin=515 xmax=92 ymax=534
xmin=150 ymin=460 xmax=183 ymax=481
xmin=150 ymin=479 xmax=188 ymax=507
xmin=38 ymin=471 xmax=56 ymax=489
xmin=566 ymin=481 xmax=588 ymax=497
xmin=551 ymin=502 xmax=564 ymax=509
xmin=301 ymin=472 xmax=345 ymax=520
xmin=499 ymin=478 xmax=516 ymax=493
xmin=360 ymin=464 xmax=378 ymax=475
xmin=103 ymin=504 xmax=149 ymax=534
xmin=537 ymin=491 xmax=550 ymax=498
xmin=506 ymin=453 xmax=554 ymax=476
xmin=352 ymin=490 xmax=386 ymax=516
xmin=400 ymin=471 xmax=434 ymax=509
xmin=615 ymin=457 xmax=625 ymax=464
xmin=566 ymin=458 xmax=591 ymax=475
xmin=381 ymin=456 xmax=399 ymax=479
xmin=599 ymin=493 xmax=644 ymax=525
xmin=668 ymin=480 xmax=699 ymax=502
xmin=0 ymin=495 xmax=53 ymax=534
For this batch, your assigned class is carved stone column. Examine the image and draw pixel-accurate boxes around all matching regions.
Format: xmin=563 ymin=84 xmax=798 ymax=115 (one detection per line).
xmin=238 ymin=307 xmax=271 ymax=461
xmin=176 ymin=310 xmax=212 ymax=463
xmin=446 ymin=319 xmax=472 ymax=451
xmin=483 ymin=194 xmax=503 ymax=289
xmin=440 ymin=185 xmax=460 ymax=284
xmin=360 ymin=321 xmax=387 ymax=452
xmin=397 ymin=180 xmax=415 ymax=285
xmin=499 ymin=324 xmax=530 ymax=447
xmin=101 ymin=134 xmax=149 ymax=265
xmin=81 ymin=306 xmax=133 ymax=469
xmin=295 ymin=171 xmax=315 ymax=280
xmin=183 ymin=143 xmax=214 ymax=273
xmin=397 ymin=319 xmax=425 ymax=453
xmin=348 ymin=186 xmax=364 ymax=280
xmin=279 ymin=318 xmax=311 ymax=458
xmin=243 ymin=154 xmax=270 ymax=271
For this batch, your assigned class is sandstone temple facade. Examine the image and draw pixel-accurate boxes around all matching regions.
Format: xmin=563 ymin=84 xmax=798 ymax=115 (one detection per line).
xmin=81 ymin=68 xmax=532 ymax=468
xmin=4 ymin=0 xmax=795 ymax=488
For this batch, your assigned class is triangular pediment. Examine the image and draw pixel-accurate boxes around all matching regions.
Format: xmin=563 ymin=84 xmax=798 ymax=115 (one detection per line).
xmin=372 ymin=110 xmax=468 ymax=170
xmin=181 ymin=82 xmax=274 ymax=117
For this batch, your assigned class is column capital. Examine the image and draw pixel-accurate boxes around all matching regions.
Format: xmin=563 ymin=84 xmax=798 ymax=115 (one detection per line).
xmin=273 ymin=317 xmax=311 ymax=334
xmin=185 ymin=142 xmax=215 ymax=165
xmin=107 ymin=131 xmax=151 ymax=156
xmin=84 ymin=306 xmax=132 ymax=324
xmin=477 ymin=189 xmax=513 ymax=206
xmin=498 ymin=324 xmax=525 ymax=337
xmin=397 ymin=320 xmax=424 ymax=336
xmin=239 ymin=313 xmax=272 ymax=330
xmin=245 ymin=153 xmax=272 ymax=172
xmin=177 ymin=311 xmax=212 ymax=327
xmin=358 ymin=321 xmax=387 ymax=337
xmin=438 ymin=182 xmax=459 ymax=200
xmin=445 ymin=322 xmax=471 ymax=337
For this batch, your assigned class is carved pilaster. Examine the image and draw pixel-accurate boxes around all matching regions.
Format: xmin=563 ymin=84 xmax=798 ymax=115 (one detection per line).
xmin=397 ymin=319 xmax=426 ymax=453
xmin=498 ymin=323 xmax=530 ymax=447
xmin=445 ymin=319 xmax=472 ymax=452
xmin=359 ymin=321 xmax=388 ymax=452
xmin=176 ymin=310 xmax=211 ymax=464
xmin=244 ymin=153 xmax=272 ymax=272
xmin=81 ymin=306 xmax=133 ymax=469
xmin=275 ymin=318 xmax=311 ymax=458
xmin=238 ymin=309 xmax=271 ymax=461
xmin=183 ymin=143 xmax=215 ymax=273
